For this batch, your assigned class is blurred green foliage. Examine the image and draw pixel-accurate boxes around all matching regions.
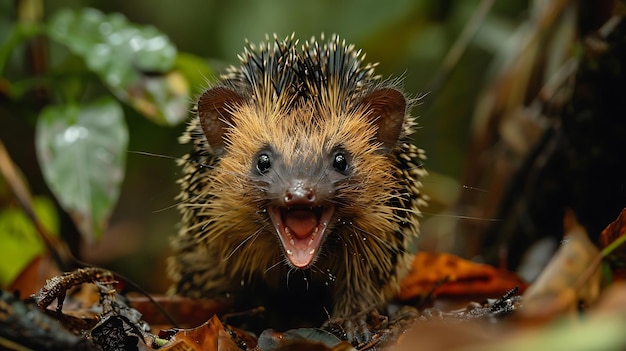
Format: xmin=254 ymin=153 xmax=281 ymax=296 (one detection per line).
xmin=0 ymin=197 xmax=58 ymax=287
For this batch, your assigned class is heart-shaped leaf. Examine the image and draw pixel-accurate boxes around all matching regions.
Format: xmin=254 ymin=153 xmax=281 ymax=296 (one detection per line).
xmin=35 ymin=97 xmax=128 ymax=242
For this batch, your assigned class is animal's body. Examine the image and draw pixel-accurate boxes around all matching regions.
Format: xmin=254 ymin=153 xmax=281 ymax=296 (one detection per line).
xmin=168 ymin=34 xmax=426 ymax=341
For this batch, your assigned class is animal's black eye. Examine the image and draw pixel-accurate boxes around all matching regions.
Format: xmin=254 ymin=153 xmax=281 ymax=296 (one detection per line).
xmin=333 ymin=152 xmax=348 ymax=173
xmin=257 ymin=153 xmax=271 ymax=174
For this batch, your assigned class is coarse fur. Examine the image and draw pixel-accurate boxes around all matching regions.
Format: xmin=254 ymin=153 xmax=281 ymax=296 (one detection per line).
xmin=168 ymin=33 xmax=427 ymax=338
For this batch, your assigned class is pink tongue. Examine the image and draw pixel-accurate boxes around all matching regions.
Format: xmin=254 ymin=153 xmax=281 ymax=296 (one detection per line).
xmin=284 ymin=210 xmax=317 ymax=239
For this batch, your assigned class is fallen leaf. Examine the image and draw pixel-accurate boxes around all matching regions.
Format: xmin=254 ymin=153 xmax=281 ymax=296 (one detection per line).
xmin=128 ymin=295 xmax=231 ymax=328
xmin=398 ymin=252 xmax=527 ymax=300
xmin=159 ymin=316 xmax=240 ymax=351
xmin=8 ymin=254 xmax=61 ymax=298
xmin=519 ymin=209 xmax=601 ymax=319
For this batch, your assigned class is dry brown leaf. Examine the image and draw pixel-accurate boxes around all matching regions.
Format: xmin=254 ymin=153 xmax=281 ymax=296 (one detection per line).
xmin=398 ymin=252 xmax=527 ymax=300
xmin=128 ymin=295 xmax=231 ymax=329
xmin=8 ymin=254 xmax=61 ymax=297
xmin=519 ymin=209 xmax=601 ymax=319
xmin=598 ymin=208 xmax=626 ymax=275
xmin=598 ymin=208 xmax=626 ymax=249
xmin=159 ymin=315 xmax=240 ymax=351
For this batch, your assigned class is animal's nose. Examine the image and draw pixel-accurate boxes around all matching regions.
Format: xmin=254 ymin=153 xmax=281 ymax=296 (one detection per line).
xmin=284 ymin=181 xmax=316 ymax=206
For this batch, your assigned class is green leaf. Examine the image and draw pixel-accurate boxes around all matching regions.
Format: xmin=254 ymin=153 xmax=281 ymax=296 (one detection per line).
xmin=0 ymin=197 xmax=58 ymax=288
xmin=35 ymin=97 xmax=128 ymax=242
xmin=46 ymin=7 xmax=189 ymax=125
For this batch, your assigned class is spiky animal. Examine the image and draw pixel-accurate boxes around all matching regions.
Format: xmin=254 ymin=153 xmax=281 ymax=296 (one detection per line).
xmin=168 ymin=33 xmax=427 ymax=341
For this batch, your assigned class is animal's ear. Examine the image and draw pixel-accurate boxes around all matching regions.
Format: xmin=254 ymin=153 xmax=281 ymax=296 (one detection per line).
xmin=358 ymin=88 xmax=407 ymax=151
xmin=197 ymin=87 xmax=244 ymax=153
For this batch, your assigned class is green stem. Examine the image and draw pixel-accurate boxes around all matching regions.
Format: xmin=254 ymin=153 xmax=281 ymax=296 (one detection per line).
xmin=601 ymin=234 xmax=626 ymax=258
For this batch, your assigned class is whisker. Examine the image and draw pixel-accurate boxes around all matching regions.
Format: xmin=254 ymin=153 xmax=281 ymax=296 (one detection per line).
xmin=286 ymin=267 xmax=296 ymax=288
xmin=151 ymin=187 xmax=215 ymax=213
xmin=462 ymin=184 xmax=489 ymax=193
xmin=226 ymin=228 xmax=261 ymax=260
xmin=422 ymin=211 xmax=502 ymax=222
xmin=241 ymin=225 xmax=268 ymax=254
xmin=128 ymin=150 xmax=184 ymax=162
xmin=265 ymin=259 xmax=283 ymax=274
xmin=151 ymin=201 xmax=182 ymax=213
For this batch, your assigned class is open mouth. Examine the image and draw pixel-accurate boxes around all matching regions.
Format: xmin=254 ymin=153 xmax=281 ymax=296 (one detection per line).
xmin=268 ymin=204 xmax=335 ymax=268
